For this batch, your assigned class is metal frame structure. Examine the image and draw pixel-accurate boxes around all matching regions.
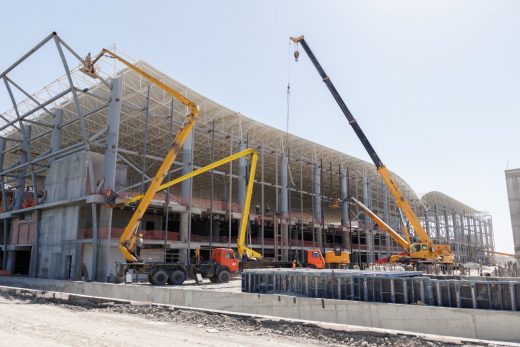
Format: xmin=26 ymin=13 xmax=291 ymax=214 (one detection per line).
xmin=0 ymin=33 xmax=495 ymax=281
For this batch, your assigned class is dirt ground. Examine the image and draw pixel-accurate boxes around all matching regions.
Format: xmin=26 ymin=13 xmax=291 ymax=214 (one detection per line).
xmin=0 ymin=292 xmax=502 ymax=347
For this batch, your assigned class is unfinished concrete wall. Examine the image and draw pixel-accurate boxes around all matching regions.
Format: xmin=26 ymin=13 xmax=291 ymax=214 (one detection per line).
xmin=38 ymin=152 xmax=89 ymax=280
xmin=505 ymin=168 xmax=520 ymax=262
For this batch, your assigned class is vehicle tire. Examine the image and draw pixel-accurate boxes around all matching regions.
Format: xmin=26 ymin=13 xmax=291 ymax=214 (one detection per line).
xmin=217 ymin=269 xmax=230 ymax=283
xmin=151 ymin=270 xmax=168 ymax=285
xmin=168 ymin=270 xmax=186 ymax=285
xmin=308 ymin=264 xmax=317 ymax=269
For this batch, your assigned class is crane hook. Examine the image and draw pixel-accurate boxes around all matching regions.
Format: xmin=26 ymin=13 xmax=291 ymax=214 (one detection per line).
xmin=294 ymin=49 xmax=300 ymax=62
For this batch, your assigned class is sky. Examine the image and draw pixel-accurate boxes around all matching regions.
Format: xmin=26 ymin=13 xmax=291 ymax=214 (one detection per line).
xmin=0 ymin=1 xmax=519 ymax=253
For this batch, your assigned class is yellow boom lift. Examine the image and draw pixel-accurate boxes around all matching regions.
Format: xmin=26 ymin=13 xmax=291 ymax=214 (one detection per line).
xmin=81 ymin=50 xmax=263 ymax=284
xmin=290 ymin=35 xmax=454 ymax=265
xmin=119 ymin=147 xmax=262 ymax=260
xmin=81 ymin=49 xmax=198 ymax=263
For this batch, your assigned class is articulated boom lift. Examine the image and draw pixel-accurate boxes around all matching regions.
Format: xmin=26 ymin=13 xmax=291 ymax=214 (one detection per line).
xmin=81 ymin=50 xmax=264 ymax=284
xmin=290 ymin=35 xmax=454 ymax=265
xmin=118 ymin=147 xmax=262 ymax=261
xmin=81 ymin=48 xmax=199 ymax=263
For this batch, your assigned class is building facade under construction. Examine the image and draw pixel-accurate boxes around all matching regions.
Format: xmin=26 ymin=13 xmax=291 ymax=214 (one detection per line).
xmin=0 ymin=33 xmax=495 ymax=281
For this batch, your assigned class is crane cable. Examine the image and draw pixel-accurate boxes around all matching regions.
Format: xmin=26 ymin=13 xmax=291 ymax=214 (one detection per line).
xmin=285 ymin=41 xmax=296 ymax=187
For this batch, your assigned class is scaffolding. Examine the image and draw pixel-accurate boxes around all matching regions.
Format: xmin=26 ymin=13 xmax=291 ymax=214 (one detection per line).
xmin=0 ymin=33 xmax=495 ymax=281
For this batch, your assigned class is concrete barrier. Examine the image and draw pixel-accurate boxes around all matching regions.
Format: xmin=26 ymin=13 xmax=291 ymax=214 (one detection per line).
xmin=1 ymin=276 xmax=519 ymax=342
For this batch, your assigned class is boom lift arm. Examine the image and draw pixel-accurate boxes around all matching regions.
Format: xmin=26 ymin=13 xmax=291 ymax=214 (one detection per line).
xmin=118 ymin=148 xmax=262 ymax=260
xmin=81 ymin=49 xmax=199 ymax=263
xmin=289 ymin=35 xmax=434 ymax=248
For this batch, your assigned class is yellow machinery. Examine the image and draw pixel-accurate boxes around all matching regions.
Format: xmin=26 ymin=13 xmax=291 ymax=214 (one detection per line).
xmin=324 ymin=249 xmax=350 ymax=268
xmin=119 ymin=148 xmax=262 ymax=260
xmin=80 ymin=48 xmax=199 ymax=263
xmin=350 ymin=197 xmax=453 ymax=264
xmin=290 ymin=35 xmax=455 ymax=265
xmin=81 ymin=48 xmax=199 ymax=262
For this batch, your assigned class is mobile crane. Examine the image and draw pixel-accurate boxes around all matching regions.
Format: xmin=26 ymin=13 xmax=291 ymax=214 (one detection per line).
xmin=350 ymin=197 xmax=453 ymax=264
xmin=289 ymin=35 xmax=454 ymax=265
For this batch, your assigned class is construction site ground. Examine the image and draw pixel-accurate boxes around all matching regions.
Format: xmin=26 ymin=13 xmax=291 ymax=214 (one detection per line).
xmin=0 ymin=274 xmax=519 ymax=343
xmin=0 ymin=290 xmax=507 ymax=347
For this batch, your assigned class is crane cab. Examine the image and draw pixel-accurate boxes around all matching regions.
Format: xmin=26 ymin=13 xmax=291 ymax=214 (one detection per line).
xmin=306 ymin=249 xmax=326 ymax=269
xmin=325 ymin=249 xmax=350 ymax=268
xmin=211 ymin=248 xmax=239 ymax=272
xmin=409 ymin=243 xmax=431 ymax=259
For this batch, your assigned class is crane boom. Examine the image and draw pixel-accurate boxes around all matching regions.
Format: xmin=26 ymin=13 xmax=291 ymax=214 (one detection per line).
xmin=350 ymin=197 xmax=410 ymax=250
xmin=290 ymin=35 xmax=432 ymax=246
xmin=81 ymin=49 xmax=199 ymax=263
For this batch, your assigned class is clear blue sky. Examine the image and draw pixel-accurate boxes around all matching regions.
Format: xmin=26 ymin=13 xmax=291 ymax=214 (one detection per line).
xmin=1 ymin=1 xmax=519 ymax=253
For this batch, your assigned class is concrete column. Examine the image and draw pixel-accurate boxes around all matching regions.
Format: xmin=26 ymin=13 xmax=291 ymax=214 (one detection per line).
xmin=14 ymin=125 xmax=31 ymax=210
xmin=451 ymin=210 xmax=459 ymax=254
xmin=477 ymin=218 xmax=485 ymax=262
xmin=97 ymin=78 xmax=121 ymax=281
xmin=0 ymin=138 xmax=7 ymax=270
xmin=433 ymin=205 xmax=440 ymax=240
xmin=459 ymin=213 xmax=466 ymax=262
xmin=280 ymin=154 xmax=289 ymax=261
xmin=50 ymin=109 xmax=64 ymax=162
xmin=423 ymin=209 xmax=430 ymax=240
xmin=313 ymin=165 xmax=322 ymax=247
xmin=363 ymin=174 xmax=374 ymax=263
xmin=179 ymin=132 xmax=194 ymax=262
xmin=212 ymin=219 xmax=220 ymax=243
xmin=465 ymin=215 xmax=473 ymax=261
xmin=382 ymin=185 xmax=392 ymax=257
xmin=238 ymin=142 xmax=246 ymax=210
xmin=6 ymin=250 xmax=15 ymax=273
xmin=483 ymin=219 xmax=491 ymax=252
xmin=340 ymin=169 xmax=350 ymax=249
xmin=443 ymin=207 xmax=450 ymax=242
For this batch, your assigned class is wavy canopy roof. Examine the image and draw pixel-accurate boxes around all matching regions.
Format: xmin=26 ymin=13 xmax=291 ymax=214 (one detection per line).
xmin=421 ymin=191 xmax=478 ymax=214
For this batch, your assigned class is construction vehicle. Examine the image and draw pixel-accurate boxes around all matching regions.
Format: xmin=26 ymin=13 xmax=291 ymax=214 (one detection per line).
xmin=118 ymin=147 xmax=259 ymax=284
xmin=122 ymin=145 xmax=324 ymax=273
xmin=81 ymin=49 xmax=258 ymax=285
xmin=290 ymin=35 xmax=455 ymax=265
xmin=325 ymin=249 xmax=350 ymax=268
xmin=350 ymin=197 xmax=453 ymax=264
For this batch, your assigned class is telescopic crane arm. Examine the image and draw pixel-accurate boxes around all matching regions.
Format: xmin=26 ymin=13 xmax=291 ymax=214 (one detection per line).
xmin=81 ymin=49 xmax=199 ymax=263
xmin=290 ymin=35 xmax=432 ymax=247
xmin=350 ymin=197 xmax=410 ymax=251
